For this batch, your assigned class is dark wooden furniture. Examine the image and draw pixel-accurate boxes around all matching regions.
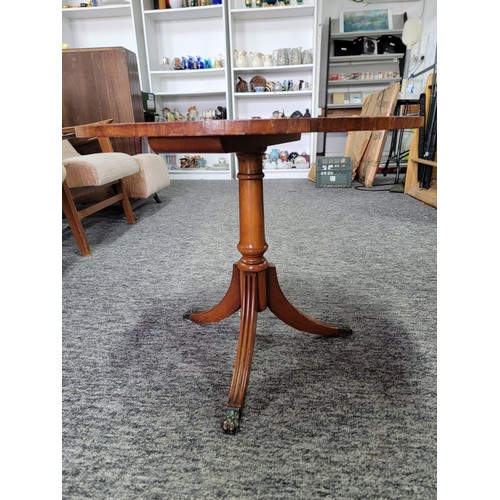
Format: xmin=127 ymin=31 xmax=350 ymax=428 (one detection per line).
xmin=74 ymin=116 xmax=423 ymax=432
xmin=62 ymin=47 xmax=144 ymax=156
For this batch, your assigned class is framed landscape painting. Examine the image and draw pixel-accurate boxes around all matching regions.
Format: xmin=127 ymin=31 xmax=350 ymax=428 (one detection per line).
xmin=340 ymin=9 xmax=393 ymax=33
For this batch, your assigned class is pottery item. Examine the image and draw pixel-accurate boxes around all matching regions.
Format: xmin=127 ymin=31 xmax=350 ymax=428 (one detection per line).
xmin=290 ymin=110 xmax=303 ymax=118
xmin=288 ymin=151 xmax=299 ymax=163
xmin=172 ymin=57 xmax=184 ymax=70
xmin=245 ymin=0 xmax=253 ymax=7
xmin=187 ymin=106 xmax=198 ymax=121
xmin=265 ymin=81 xmax=275 ymax=92
xmin=273 ymin=48 xmax=289 ymax=66
xmin=266 ymin=0 xmax=277 ymax=5
xmin=250 ymin=75 xmax=266 ymax=90
xmin=272 ymin=110 xmax=281 ymax=119
xmin=279 ymin=150 xmax=289 ymax=162
xmin=303 ymin=108 xmax=311 ymax=117
xmin=234 ymin=50 xmax=248 ymax=68
xmin=274 ymin=81 xmax=282 ymax=92
xmin=263 ymin=54 xmax=273 ymax=67
xmin=269 ymin=148 xmax=280 ymax=164
xmin=169 ymin=0 xmax=183 ymax=7
xmin=214 ymin=54 xmax=224 ymax=68
xmin=236 ymin=76 xmax=249 ymax=93
xmin=254 ymin=86 xmax=265 ymax=93
xmin=215 ymin=106 xmax=227 ymax=119
xmin=290 ymin=47 xmax=302 ymax=65
xmin=250 ymin=52 xmax=264 ymax=67
xmin=301 ymin=48 xmax=313 ymax=64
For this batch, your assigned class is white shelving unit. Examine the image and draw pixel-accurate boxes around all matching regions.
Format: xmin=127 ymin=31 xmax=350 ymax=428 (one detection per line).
xmin=141 ymin=1 xmax=232 ymax=179
xmin=62 ymin=2 xmax=149 ymax=89
xmin=323 ymin=18 xmax=405 ymax=112
xmin=228 ymin=0 xmax=319 ymax=178
xmin=319 ymin=14 xmax=406 ymax=157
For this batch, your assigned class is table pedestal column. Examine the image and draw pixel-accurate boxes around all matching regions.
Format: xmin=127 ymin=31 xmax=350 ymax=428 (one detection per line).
xmin=188 ymin=151 xmax=352 ymax=433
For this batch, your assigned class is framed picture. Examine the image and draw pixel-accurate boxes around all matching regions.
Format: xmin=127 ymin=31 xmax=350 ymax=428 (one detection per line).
xmin=340 ymin=9 xmax=393 ymax=33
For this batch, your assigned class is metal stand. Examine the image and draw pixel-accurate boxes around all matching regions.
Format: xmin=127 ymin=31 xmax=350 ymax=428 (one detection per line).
xmin=383 ymin=98 xmax=420 ymax=183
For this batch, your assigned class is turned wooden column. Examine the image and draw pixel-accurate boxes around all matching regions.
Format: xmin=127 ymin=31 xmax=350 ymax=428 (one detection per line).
xmin=236 ymin=151 xmax=269 ymax=274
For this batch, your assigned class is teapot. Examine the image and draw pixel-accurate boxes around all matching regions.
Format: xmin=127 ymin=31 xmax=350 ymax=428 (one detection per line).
xmin=234 ymin=50 xmax=248 ymax=68
xmin=249 ymin=52 xmax=264 ymax=67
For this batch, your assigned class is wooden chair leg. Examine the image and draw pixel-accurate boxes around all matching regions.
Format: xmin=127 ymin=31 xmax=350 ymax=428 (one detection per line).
xmin=115 ymin=179 xmax=137 ymax=224
xmin=62 ymin=181 xmax=91 ymax=256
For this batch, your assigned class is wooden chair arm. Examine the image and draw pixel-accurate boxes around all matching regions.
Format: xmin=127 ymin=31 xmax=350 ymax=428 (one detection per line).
xmin=62 ymin=118 xmax=114 ymax=140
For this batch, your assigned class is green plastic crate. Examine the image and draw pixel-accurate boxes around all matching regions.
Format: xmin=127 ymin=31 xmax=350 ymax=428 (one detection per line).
xmin=316 ymin=156 xmax=352 ymax=188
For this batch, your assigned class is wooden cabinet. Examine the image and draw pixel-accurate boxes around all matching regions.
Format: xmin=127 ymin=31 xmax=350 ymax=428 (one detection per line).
xmin=62 ymin=2 xmax=149 ymax=88
xmin=62 ymin=47 xmax=145 ymax=156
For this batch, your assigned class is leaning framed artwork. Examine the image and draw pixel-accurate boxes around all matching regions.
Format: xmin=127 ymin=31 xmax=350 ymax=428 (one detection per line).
xmin=340 ymin=9 xmax=393 ymax=33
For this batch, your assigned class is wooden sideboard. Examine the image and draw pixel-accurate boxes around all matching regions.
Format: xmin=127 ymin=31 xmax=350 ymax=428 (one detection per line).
xmin=62 ymin=47 xmax=144 ymax=156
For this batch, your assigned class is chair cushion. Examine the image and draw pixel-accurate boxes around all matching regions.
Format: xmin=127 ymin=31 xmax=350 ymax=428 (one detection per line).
xmin=62 ymin=139 xmax=80 ymax=161
xmin=63 ymin=153 xmax=139 ymax=188
xmin=121 ymin=154 xmax=171 ymax=199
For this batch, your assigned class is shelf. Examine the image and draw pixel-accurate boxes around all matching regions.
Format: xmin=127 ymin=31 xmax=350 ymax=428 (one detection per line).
xmin=144 ymin=5 xmax=222 ymax=21
xmin=231 ymin=5 xmax=314 ymax=21
xmin=329 ymin=54 xmax=404 ymax=65
xmin=330 ymin=29 xmax=403 ymax=40
xmin=234 ymin=90 xmax=312 ymax=97
xmin=154 ymin=90 xmax=226 ymax=97
xmin=328 ymin=78 xmax=400 ymax=86
xmin=327 ymin=104 xmax=363 ymax=109
xmin=61 ymin=5 xmax=131 ymax=19
xmin=233 ymin=64 xmax=313 ymax=73
xmin=150 ymin=68 xmax=226 ymax=77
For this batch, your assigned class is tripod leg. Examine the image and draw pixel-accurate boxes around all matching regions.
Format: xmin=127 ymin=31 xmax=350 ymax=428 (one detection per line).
xmin=223 ymin=272 xmax=259 ymax=433
xmin=186 ymin=263 xmax=241 ymax=324
xmin=266 ymin=264 xmax=352 ymax=337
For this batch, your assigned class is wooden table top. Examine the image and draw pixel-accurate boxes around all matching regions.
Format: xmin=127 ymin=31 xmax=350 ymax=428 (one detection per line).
xmin=75 ymin=116 xmax=424 ymax=154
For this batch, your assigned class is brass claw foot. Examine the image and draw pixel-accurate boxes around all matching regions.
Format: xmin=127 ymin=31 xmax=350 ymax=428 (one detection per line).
xmin=222 ymin=407 xmax=241 ymax=434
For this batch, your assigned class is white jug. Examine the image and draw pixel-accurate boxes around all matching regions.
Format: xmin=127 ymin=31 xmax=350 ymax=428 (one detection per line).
xmin=250 ymin=52 xmax=264 ymax=67
xmin=234 ymin=50 xmax=248 ymax=68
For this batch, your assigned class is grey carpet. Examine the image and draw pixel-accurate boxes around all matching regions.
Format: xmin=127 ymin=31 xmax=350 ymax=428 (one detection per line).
xmin=62 ymin=177 xmax=437 ymax=499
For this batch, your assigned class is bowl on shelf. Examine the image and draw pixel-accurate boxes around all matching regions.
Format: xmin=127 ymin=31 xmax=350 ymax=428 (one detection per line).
xmin=253 ymin=86 xmax=265 ymax=93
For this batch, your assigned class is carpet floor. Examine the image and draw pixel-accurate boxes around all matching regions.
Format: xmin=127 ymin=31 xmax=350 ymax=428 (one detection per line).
xmin=63 ymin=177 xmax=437 ymax=499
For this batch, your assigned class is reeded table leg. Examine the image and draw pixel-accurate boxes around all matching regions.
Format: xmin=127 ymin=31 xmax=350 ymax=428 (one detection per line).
xmin=223 ymin=272 xmax=259 ymax=433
